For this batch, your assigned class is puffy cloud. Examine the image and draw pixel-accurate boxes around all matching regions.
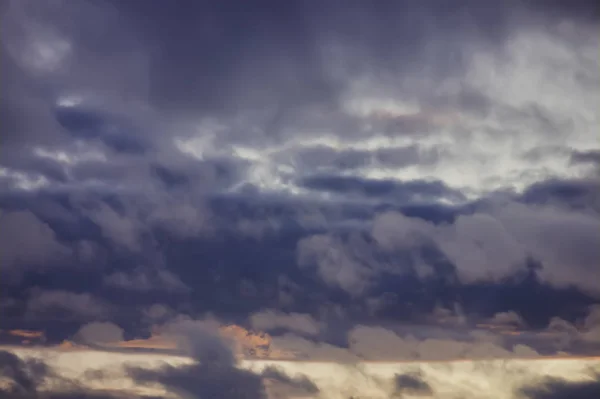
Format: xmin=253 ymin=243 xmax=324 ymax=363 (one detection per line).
xmin=85 ymin=204 xmax=142 ymax=253
xmin=294 ymin=198 xmax=600 ymax=299
xmin=270 ymin=334 xmax=359 ymax=362
xmin=581 ymin=305 xmax=600 ymax=343
xmin=74 ymin=322 xmax=124 ymax=345
xmin=489 ymin=311 xmax=526 ymax=329
xmin=297 ymin=233 xmax=376 ymax=295
xmin=348 ymin=326 xmax=419 ymax=360
xmin=141 ymin=304 xmax=175 ymax=324
xmin=265 ymin=323 xmax=542 ymax=363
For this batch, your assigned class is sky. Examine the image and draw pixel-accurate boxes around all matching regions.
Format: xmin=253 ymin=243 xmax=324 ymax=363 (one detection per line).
xmin=0 ymin=0 xmax=599 ymax=398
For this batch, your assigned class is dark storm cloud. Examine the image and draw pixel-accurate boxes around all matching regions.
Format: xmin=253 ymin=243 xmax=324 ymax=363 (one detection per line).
xmin=0 ymin=180 xmax=597 ymax=346
xmin=520 ymin=178 xmax=600 ymax=212
xmin=300 ymin=175 xmax=466 ymax=203
xmin=261 ymin=366 xmax=320 ymax=397
xmin=24 ymin=289 xmax=111 ymax=322
xmin=55 ymin=106 xmax=148 ymax=155
xmin=0 ymin=350 xmax=48 ymax=397
xmin=570 ymin=150 xmax=600 ymax=167
xmin=518 ymin=374 xmax=600 ymax=399
xmin=0 ymin=185 xmax=597 ymax=344
xmin=0 ymin=349 xmax=164 ymax=399
xmin=149 ymin=164 xmax=189 ymax=189
xmin=394 ymin=372 xmax=433 ymax=397
xmin=0 ymin=210 xmax=72 ymax=278
xmin=103 ymin=266 xmax=191 ymax=294
xmin=0 ymin=0 xmax=598 ymax=366
xmin=130 ymin=363 xmax=267 ymax=399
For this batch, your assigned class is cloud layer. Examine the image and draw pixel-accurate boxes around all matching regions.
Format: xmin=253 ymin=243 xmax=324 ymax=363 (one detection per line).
xmin=0 ymin=4 xmax=598 ymax=396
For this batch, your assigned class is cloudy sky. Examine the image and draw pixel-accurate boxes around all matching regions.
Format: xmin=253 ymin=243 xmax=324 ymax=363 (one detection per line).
xmin=0 ymin=0 xmax=599 ymax=397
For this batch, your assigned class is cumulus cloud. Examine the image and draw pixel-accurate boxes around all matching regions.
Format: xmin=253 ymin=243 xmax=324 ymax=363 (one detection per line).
xmin=489 ymin=311 xmax=526 ymax=329
xmin=533 ymin=305 xmax=600 ymax=353
xmin=297 ymin=233 xmax=378 ymax=295
xmin=73 ymin=322 xmax=124 ymax=345
xmin=265 ymin=323 xmax=541 ymax=363
xmin=141 ymin=304 xmax=175 ymax=324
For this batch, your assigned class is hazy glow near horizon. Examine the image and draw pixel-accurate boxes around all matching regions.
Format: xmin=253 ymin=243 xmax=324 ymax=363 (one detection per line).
xmin=3 ymin=346 xmax=600 ymax=399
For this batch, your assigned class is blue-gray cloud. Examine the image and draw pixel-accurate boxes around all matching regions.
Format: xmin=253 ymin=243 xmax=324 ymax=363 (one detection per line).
xmin=0 ymin=0 xmax=598 ymax=364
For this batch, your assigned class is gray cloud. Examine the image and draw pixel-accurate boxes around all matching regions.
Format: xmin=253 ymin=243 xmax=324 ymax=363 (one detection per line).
xmin=25 ymin=289 xmax=110 ymax=321
xmin=292 ymin=198 xmax=600 ymax=298
xmin=73 ymin=322 xmax=124 ymax=345
xmin=518 ymin=374 xmax=600 ymax=399
xmin=297 ymin=233 xmax=377 ymax=295
xmin=488 ymin=311 xmax=526 ymax=329
xmin=103 ymin=266 xmax=190 ymax=294
xmin=374 ymin=201 xmax=600 ymax=294
xmin=300 ymin=175 xmax=467 ymax=204
xmin=250 ymin=310 xmax=321 ymax=336
xmin=571 ymin=150 xmax=600 ymax=167
xmin=0 ymin=0 xmax=598 ymax=375
xmin=127 ymin=316 xmax=314 ymax=399
xmin=262 ymin=366 xmax=319 ymax=398
xmin=0 ymin=350 xmax=48 ymax=397
xmin=394 ymin=372 xmax=433 ymax=397
xmin=0 ymin=349 xmax=162 ymax=399
xmin=0 ymin=211 xmax=71 ymax=277
xmin=266 ymin=321 xmax=543 ymax=363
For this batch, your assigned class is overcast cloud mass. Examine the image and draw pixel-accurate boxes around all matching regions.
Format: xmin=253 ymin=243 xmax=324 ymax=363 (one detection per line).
xmin=0 ymin=0 xmax=599 ymax=397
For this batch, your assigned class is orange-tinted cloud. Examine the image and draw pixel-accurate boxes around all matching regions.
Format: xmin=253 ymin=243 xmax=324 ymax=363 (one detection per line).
xmin=8 ymin=329 xmax=45 ymax=340
xmin=99 ymin=324 xmax=299 ymax=359
xmin=107 ymin=334 xmax=178 ymax=350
